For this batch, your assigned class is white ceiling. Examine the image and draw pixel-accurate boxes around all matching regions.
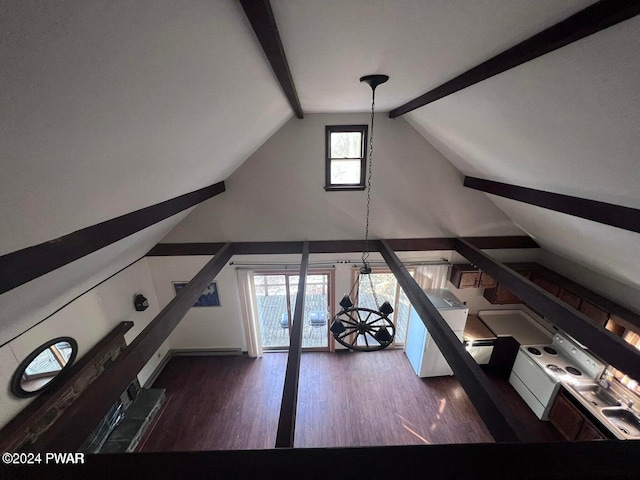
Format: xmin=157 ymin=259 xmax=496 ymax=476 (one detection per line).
xmin=404 ymin=15 xmax=640 ymax=289
xmin=0 ymin=0 xmax=291 ymax=255
xmin=266 ymin=0 xmax=640 ymax=295
xmin=271 ymin=0 xmax=594 ymax=112
xmin=0 ymin=0 xmax=292 ymax=334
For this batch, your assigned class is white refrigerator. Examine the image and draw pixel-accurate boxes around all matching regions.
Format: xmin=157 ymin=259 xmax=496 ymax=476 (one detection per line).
xmin=405 ymin=289 xmax=468 ymax=377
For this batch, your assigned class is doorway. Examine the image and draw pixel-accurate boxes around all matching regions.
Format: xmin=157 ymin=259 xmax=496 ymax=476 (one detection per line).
xmin=252 ymin=271 xmax=334 ymax=351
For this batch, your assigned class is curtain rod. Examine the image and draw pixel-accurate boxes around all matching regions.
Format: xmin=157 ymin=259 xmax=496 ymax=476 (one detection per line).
xmin=231 ymin=259 xmax=450 ymax=269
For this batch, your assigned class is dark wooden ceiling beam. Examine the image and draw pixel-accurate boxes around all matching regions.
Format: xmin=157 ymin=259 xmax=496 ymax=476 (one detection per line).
xmin=240 ymin=0 xmax=304 ymax=119
xmin=461 ymin=236 xmax=539 ymax=249
xmin=0 ymin=181 xmax=225 ymax=295
xmin=389 ymin=0 xmax=640 ymax=117
xmin=275 ymin=242 xmax=308 ymax=448
xmin=146 ymin=236 xmax=538 ymax=256
xmin=378 ymin=240 xmax=532 ymax=442
xmin=464 ymin=176 xmax=640 ymax=233
xmin=146 ymin=242 xmax=228 ymax=256
xmin=34 ymin=243 xmax=235 ymax=452
xmin=455 ymin=239 xmax=640 ymax=379
xmin=233 ymin=241 xmax=305 ymax=255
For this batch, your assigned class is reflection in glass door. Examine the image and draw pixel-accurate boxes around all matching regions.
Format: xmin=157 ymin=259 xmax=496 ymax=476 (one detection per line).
xmin=253 ymin=271 xmax=332 ymax=351
xmin=355 ymin=269 xmax=414 ymax=347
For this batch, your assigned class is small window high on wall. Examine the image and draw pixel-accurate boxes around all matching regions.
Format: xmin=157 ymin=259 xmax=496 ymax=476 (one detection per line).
xmin=325 ymin=125 xmax=367 ymax=191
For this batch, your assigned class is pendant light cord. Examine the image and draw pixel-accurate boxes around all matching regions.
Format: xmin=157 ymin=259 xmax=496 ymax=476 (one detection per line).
xmin=362 ymin=87 xmax=380 ymax=309
xmin=362 ymin=87 xmax=376 ymax=269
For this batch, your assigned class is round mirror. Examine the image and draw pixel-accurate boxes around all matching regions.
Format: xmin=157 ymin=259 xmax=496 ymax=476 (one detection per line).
xmin=11 ymin=337 xmax=78 ymax=398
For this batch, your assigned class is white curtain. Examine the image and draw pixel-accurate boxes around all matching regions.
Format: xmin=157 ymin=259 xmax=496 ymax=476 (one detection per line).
xmin=236 ymin=270 xmax=263 ymax=358
xmin=413 ymin=264 xmax=449 ymax=290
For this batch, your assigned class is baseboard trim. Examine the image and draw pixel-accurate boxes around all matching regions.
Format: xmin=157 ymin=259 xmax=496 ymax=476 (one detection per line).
xmin=170 ymin=348 xmax=243 ymax=357
xmin=142 ymin=352 xmax=174 ymax=388
xmin=142 ymin=348 xmax=244 ymax=388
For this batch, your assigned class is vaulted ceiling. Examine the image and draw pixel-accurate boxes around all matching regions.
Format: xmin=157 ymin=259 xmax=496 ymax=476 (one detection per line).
xmin=2 ymin=0 xmax=639 ymax=339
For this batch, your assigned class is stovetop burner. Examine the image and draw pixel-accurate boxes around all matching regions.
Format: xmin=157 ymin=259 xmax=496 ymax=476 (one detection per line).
xmin=566 ymin=366 xmax=582 ymax=376
xmin=543 ymin=346 xmax=557 ymax=355
xmin=546 ymin=364 xmax=566 ymax=375
xmin=527 ymin=347 xmax=542 ymax=356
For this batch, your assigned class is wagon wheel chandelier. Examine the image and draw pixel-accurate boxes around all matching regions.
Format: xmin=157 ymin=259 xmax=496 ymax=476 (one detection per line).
xmin=330 ymin=74 xmax=395 ymax=352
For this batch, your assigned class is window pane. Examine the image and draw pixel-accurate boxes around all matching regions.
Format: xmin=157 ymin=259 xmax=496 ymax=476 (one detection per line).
xmin=331 ymin=159 xmax=361 ymax=184
xmin=331 ymin=132 xmax=362 ymax=158
xmin=25 ymin=348 xmax=62 ymax=376
xmin=255 ymin=275 xmax=290 ymax=348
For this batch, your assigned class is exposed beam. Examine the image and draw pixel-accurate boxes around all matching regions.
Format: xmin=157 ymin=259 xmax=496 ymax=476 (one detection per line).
xmin=0 ymin=181 xmax=225 ymax=295
xmin=146 ymin=243 xmax=227 ymax=256
xmin=461 ymin=236 xmax=539 ymax=250
xmin=389 ymin=0 xmax=640 ymax=117
xmin=275 ymin=241 xmax=309 ymax=448
xmin=233 ymin=241 xmax=305 ymax=255
xmin=240 ymin=0 xmax=304 ymax=119
xmin=34 ymin=243 xmax=235 ymax=452
xmin=378 ymin=240 xmax=531 ymax=442
xmin=464 ymin=177 xmax=640 ymax=233
xmin=455 ymin=239 xmax=640 ymax=380
xmin=146 ymin=236 xmax=538 ymax=256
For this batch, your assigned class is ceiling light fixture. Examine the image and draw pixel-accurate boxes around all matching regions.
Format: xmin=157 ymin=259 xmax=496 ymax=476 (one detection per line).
xmin=330 ymin=74 xmax=395 ymax=352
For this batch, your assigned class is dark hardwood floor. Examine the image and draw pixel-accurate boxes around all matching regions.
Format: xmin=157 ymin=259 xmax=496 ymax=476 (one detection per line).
xmin=140 ymin=350 xmax=562 ymax=451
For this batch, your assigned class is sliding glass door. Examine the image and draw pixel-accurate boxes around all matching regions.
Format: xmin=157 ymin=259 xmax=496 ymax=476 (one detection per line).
xmin=253 ymin=271 xmax=332 ymax=351
xmin=354 ymin=268 xmax=414 ymax=347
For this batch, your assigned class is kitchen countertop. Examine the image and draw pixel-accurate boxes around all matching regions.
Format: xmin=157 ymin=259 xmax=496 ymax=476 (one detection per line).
xmin=560 ymin=381 xmax=637 ymax=440
xmin=463 ymin=315 xmax=497 ymax=343
xmin=477 ymin=309 xmax=553 ymax=346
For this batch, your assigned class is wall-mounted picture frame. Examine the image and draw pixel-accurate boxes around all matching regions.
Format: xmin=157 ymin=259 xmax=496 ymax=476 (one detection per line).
xmin=172 ymin=281 xmax=221 ymax=307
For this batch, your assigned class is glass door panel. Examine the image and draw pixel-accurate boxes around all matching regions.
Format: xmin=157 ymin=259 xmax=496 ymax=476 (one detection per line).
xmin=356 ymin=269 xmax=414 ymax=347
xmin=255 ymin=274 xmax=290 ymax=349
xmin=303 ymin=274 xmax=329 ymax=349
xmin=288 ymin=274 xmax=330 ymax=349
xmin=254 ymin=272 xmax=331 ymax=351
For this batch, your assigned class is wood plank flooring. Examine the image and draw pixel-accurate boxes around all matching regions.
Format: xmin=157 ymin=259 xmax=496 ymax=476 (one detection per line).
xmin=140 ymin=350 xmax=562 ymax=451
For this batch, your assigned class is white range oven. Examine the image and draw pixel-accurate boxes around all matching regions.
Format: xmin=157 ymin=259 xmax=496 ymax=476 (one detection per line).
xmin=509 ymin=333 xmax=604 ymax=420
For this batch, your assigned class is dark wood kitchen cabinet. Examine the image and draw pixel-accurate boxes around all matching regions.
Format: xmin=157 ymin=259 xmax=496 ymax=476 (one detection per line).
xmin=481 ymin=269 xmax=531 ymax=305
xmin=576 ymin=419 xmax=606 ymax=441
xmin=449 ymin=264 xmax=497 ymax=289
xmin=550 ymin=390 xmax=607 ymax=441
xmin=579 ymin=300 xmax=609 ymax=326
xmin=482 ymin=285 xmax=521 ymax=304
xmin=557 ymin=287 xmax=582 ymax=309
xmin=531 ymin=273 xmax=560 ymax=296
xmin=450 ymin=264 xmax=480 ymax=288
xmin=549 ymin=392 xmax=584 ymax=440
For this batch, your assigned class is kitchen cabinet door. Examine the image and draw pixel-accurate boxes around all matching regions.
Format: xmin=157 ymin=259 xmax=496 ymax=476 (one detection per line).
xmin=557 ymin=288 xmax=582 ymax=309
xmin=483 ymin=285 xmax=521 ymax=305
xmin=549 ymin=393 xmax=584 ymax=441
xmin=450 ymin=265 xmax=480 ymax=288
xmin=576 ymin=420 xmax=606 ymax=441
xmin=479 ymin=272 xmax=497 ymax=288
xmin=532 ymin=274 xmax=560 ymax=296
xmin=579 ymin=300 xmax=609 ymax=326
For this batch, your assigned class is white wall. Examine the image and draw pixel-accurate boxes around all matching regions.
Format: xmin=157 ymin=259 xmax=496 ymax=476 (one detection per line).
xmin=146 ymin=256 xmax=247 ymax=351
xmin=0 ymin=258 xmax=168 ymax=430
xmin=163 ymin=113 xmax=523 ymax=243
